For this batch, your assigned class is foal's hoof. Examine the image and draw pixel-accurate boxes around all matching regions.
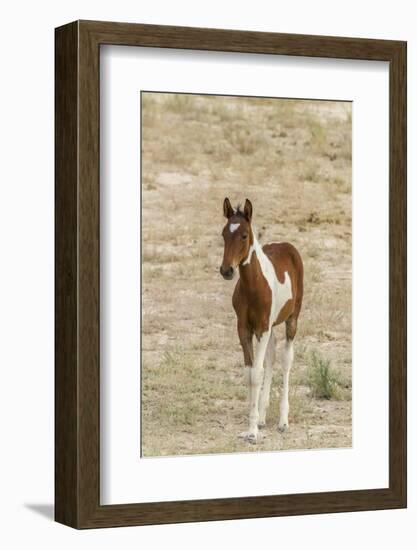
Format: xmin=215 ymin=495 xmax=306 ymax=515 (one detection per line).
xmin=238 ymin=430 xmax=259 ymax=444
xmin=278 ymin=422 xmax=289 ymax=433
xmin=258 ymin=420 xmax=266 ymax=429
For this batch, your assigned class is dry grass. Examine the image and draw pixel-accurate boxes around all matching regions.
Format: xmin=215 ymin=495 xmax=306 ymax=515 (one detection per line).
xmin=141 ymin=92 xmax=352 ymax=457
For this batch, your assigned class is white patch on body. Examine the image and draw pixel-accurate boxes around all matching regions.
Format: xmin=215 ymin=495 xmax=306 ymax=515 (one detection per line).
xmin=229 ymin=223 xmax=240 ymax=233
xmin=246 ymin=237 xmax=292 ymax=327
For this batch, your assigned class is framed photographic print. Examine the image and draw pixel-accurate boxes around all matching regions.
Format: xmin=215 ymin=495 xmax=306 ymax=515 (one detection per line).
xmin=55 ymin=20 xmax=407 ymax=528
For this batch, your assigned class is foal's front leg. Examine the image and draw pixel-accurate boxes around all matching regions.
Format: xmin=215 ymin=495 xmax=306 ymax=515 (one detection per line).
xmin=241 ymin=329 xmax=271 ymax=443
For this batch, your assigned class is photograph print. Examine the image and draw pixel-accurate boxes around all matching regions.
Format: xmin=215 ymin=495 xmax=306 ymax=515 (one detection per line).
xmin=141 ymin=91 xmax=352 ymax=457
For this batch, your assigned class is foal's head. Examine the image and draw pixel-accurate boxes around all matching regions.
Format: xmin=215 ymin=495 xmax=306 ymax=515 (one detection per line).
xmin=220 ymin=198 xmax=253 ymax=280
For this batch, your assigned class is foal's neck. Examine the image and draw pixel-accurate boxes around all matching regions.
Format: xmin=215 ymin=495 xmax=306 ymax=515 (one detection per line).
xmin=238 ymin=234 xmax=265 ymax=290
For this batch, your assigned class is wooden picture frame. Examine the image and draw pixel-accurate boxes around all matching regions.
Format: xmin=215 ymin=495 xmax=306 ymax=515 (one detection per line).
xmin=55 ymin=20 xmax=407 ymax=529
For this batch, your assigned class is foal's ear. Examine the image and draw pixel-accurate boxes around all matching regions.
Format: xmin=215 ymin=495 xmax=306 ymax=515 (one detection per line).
xmin=244 ymin=199 xmax=253 ymax=222
xmin=223 ymin=197 xmax=234 ymax=219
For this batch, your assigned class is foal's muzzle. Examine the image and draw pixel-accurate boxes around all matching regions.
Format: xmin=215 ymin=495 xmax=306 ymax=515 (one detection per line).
xmin=220 ymin=265 xmax=235 ymax=280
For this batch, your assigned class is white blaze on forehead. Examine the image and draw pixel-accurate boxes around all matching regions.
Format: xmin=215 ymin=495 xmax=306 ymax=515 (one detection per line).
xmin=229 ymin=223 xmax=240 ymax=233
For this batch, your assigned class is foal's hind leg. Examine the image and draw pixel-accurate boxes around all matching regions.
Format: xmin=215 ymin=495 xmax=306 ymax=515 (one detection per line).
xmin=278 ymin=316 xmax=297 ymax=432
xmin=258 ymin=331 xmax=276 ymax=428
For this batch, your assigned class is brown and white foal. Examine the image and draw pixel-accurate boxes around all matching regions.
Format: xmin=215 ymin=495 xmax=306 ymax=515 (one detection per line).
xmin=220 ymin=198 xmax=303 ymax=443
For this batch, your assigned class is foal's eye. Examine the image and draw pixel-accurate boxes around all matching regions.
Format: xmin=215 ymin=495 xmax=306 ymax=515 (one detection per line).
xmin=242 ymin=233 xmax=248 ymax=240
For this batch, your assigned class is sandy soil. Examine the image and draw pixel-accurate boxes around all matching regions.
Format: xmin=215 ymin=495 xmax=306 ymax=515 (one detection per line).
xmin=140 ymin=93 xmax=352 ymax=457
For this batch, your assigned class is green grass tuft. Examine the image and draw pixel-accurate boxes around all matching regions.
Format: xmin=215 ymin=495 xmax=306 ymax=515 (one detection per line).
xmin=307 ymin=351 xmax=343 ymax=399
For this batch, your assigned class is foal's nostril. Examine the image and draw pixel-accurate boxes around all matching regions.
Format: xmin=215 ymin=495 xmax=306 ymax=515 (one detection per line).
xmin=220 ymin=265 xmax=234 ymax=279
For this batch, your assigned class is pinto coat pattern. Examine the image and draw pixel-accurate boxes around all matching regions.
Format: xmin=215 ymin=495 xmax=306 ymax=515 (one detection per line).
xmin=220 ymin=198 xmax=304 ymax=443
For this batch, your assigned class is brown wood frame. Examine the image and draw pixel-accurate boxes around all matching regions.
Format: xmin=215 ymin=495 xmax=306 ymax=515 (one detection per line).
xmin=55 ymin=20 xmax=407 ymax=529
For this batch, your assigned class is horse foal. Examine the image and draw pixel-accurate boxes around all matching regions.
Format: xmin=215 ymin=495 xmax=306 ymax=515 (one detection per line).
xmin=220 ymin=198 xmax=304 ymax=443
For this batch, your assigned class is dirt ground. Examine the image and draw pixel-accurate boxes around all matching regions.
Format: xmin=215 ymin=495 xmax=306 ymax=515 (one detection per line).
xmin=141 ymin=92 xmax=352 ymax=457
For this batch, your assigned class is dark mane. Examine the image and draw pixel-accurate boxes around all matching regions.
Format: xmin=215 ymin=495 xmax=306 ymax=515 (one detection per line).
xmin=234 ymin=204 xmax=247 ymax=219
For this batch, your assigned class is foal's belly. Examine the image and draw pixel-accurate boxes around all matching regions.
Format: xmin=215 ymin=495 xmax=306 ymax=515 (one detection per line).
xmin=273 ymin=297 xmax=295 ymax=326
